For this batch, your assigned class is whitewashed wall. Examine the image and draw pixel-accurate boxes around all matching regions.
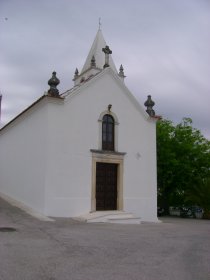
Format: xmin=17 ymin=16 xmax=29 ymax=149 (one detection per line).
xmin=45 ymin=68 xmax=158 ymax=221
xmin=0 ymin=99 xmax=48 ymax=214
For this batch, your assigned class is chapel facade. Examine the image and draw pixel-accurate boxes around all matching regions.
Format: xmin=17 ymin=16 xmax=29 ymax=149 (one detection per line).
xmin=0 ymin=29 xmax=158 ymax=222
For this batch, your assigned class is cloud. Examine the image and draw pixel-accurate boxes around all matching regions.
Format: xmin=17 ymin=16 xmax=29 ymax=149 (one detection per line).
xmin=0 ymin=0 xmax=210 ymax=139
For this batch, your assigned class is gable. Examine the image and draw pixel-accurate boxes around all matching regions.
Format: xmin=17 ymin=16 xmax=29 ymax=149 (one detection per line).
xmin=64 ymin=67 xmax=153 ymax=122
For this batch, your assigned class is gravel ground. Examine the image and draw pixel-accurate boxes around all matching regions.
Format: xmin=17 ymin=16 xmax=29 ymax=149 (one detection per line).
xmin=0 ymin=197 xmax=210 ymax=280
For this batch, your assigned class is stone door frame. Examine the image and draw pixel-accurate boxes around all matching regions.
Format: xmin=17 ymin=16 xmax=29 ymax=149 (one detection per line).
xmin=90 ymin=150 xmax=125 ymax=212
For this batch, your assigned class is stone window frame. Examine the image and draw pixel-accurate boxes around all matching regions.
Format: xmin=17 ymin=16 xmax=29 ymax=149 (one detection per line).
xmin=102 ymin=114 xmax=115 ymax=151
xmin=98 ymin=110 xmax=119 ymax=152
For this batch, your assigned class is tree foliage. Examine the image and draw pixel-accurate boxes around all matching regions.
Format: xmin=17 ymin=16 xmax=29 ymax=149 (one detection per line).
xmin=157 ymin=118 xmax=210 ymax=211
xmin=185 ymin=178 xmax=210 ymax=216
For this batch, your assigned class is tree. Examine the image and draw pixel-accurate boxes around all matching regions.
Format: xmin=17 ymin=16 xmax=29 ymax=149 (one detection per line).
xmin=185 ymin=178 xmax=210 ymax=218
xmin=157 ymin=118 xmax=210 ymax=211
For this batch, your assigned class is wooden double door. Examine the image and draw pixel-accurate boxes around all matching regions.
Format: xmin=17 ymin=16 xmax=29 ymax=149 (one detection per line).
xmin=96 ymin=162 xmax=118 ymax=211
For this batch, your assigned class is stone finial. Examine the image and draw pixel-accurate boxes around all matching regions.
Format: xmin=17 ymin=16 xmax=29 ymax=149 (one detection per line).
xmin=48 ymin=72 xmax=60 ymax=97
xmin=74 ymin=68 xmax=79 ymax=79
xmin=144 ymin=95 xmax=155 ymax=116
xmin=118 ymin=64 xmax=126 ymax=78
xmin=102 ymin=45 xmax=112 ymax=68
xmin=91 ymin=56 xmax=96 ymax=67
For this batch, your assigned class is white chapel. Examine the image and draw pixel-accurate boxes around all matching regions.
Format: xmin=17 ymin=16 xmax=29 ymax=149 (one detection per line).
xmin=0 ymin=29 xmax=159 ymax=223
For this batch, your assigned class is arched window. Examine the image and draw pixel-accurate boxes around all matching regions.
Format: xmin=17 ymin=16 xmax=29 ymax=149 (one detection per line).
xmin=102 ymin=114 xmax=114 ymax=151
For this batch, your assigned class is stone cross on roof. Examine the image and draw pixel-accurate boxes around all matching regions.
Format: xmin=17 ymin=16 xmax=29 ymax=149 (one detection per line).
xmin=99 ymin=17 xmax=102 ymax=30
xmin=102 ymin=45 xmax=112 ymax=68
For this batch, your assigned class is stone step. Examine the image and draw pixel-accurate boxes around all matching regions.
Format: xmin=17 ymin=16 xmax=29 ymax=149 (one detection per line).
xmin=75 ymin=211 xmax=141 ymax=224
xmin=107 ymin=217 xmax=141 ymax=224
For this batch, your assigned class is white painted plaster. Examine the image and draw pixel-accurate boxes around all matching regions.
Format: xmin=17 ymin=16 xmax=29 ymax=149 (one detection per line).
xmin=0 ymin=67 xmax=158 ymax=222
xmin=0 ymin=98 xmax=48 ymax=214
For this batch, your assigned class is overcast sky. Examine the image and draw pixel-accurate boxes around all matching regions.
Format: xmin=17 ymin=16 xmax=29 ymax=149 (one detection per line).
xmin=1 ymin=0 xmax=210 ymax=139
